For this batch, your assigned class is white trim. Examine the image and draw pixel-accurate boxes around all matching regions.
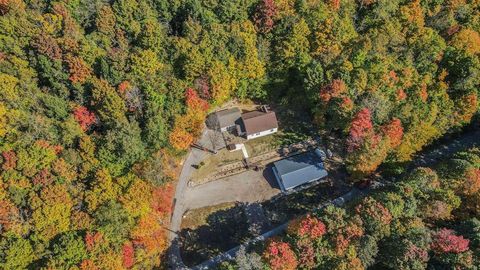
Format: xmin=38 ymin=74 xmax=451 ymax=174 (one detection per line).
xmin=246 ymin=128 xmax=277 ymax=140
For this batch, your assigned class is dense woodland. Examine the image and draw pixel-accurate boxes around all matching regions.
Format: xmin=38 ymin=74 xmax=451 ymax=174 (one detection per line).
xmin=0 ymin=0 xmax=479 ymax=269
xmin=223 ymin=148 xmax=480 ymax=269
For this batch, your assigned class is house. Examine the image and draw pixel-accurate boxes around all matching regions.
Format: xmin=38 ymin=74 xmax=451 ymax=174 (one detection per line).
xmin=272 ymin=149 xmax=328 ymax=192
xmin=240 ymin=109 xmax=278 ymax=140
xmin=214 ymin=107 xmax=241 ymax=132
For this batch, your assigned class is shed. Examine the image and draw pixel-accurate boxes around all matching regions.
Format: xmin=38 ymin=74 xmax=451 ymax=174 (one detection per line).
xmin=215 ymin=108 xmax=241 ymax=132
xmin=272 ymin=149 xmax=328 ymax=192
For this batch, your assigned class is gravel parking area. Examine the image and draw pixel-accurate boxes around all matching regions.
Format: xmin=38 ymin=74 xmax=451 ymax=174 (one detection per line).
xmin=184 ymin=166 xmax=281 ymax=210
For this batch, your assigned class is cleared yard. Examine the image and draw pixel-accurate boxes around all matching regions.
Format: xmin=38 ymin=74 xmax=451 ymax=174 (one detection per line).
xmin=190 ymin=147 xmax=244 ymax=182
xmin=244 ymin=132 xmax=282 ymax=157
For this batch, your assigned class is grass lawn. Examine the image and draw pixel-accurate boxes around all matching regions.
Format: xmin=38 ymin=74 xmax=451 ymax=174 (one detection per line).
xmin=190 ymin=148 xmax=244 ymax=182
xmin=244 ymin=133 xmax=282 ymax=157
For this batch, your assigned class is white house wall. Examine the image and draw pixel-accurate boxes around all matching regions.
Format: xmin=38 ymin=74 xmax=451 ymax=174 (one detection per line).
xmin=246 ymin=128 xmax=278 ymax=140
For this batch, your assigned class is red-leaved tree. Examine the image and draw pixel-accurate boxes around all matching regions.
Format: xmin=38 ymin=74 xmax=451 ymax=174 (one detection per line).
xmin=346 ymin=108 xmax=374 ymax=152
xmin=73 ymin=106 xmax=96 ymax=131
xmin=185 ymin=88 xmax=209 ymax=112
xmin=289 ymin=214 xmax=327 ymax=239
xmin=85 ymin=231 xmax=103 ymax=251
xmin=253 ymin=0 xmax=277 ymax=34
xmin=319 ymin=79 xmax=347 ymax=103
xmin=328 ymin=0 xmax=341 ymax=10
xmin=1 ymin=150 xmax=17 ymax=170
xmin=263 ymin=240 xmax=298 ymax=270
xmin=381 ymin=118 xmax=403 ymax=148
xmin=431 ymin=228 xmax=470 ymax=254
xmin=118 ymin=80 xmax=131 ymax=95
xmin=122 ymin=241 xmax=135 ymax=268
xmin=396 ymin=88 xmax=407 ymax=101
xmin=151 ymin=184 xmax=174 ymax=215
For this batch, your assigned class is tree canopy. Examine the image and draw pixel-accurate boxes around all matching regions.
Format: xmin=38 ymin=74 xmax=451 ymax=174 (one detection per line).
xmin=0 ymin=0 xmax=479 ymax=269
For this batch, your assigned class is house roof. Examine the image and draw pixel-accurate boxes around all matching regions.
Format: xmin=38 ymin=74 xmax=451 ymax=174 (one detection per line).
xmin=215 ymin=108 xmax=241 ymax=129
xmin=273 ymin=149 xmax=328 ymax=191
xmin=241 ymin=111 xmax=278 ymax=135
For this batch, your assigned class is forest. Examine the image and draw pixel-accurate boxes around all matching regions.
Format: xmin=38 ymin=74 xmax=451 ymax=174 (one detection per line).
xmin=0 ymin=0 xmax=478 ymax=269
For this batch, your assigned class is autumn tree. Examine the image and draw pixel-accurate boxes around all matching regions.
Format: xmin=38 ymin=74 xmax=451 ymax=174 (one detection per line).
xmin=96 ymin=5 xmax=116 ymax=35
xmin=168 ymin=126 xmax=193 ymax=151
xmin=381 ymin=118 xmax=404 ymax=148
xmin=73 ymin=106 xmax=96 ymax=131
xmin=30 ymin=184 xmax=73 ymax=242
xmin=355 ymin=197 xmax=393 ymax=239
xmin=169 ymin=88 xmax=209 ymax=151
xmin=32 ymin=34 xmax=62 ymax=60
xmin=253 ymin=0 xmax=277 ymax=34
xmin=263 ymin=240 xmax=298 ymax=270
xmin=287 ymin=214 xmax=327 ymax=239
xmin=450 ymin=28 xmax=480 ymax=55
xmin=65 ymin=55 xmax=91 ymax=84
xmin=274 ymin=18 xmax=311 ymax=69
xmin=122 ymin=241 xmax=135 ymax=268
xmin=379 ymin=229 xmax=430 ymax=270
xmin=431 ymin=229 xmax=470 ymax=254
xmin=1 ymin=150 xmax=17 ymax=170
xmin=346 ymin=108 xmax=374 ymax=152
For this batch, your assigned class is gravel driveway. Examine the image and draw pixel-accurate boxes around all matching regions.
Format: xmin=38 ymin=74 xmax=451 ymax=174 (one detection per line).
xmin=184 ymin=166 xmax=281 ymax=210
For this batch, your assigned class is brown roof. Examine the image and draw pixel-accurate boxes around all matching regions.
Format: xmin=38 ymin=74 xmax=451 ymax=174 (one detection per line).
xmin=241 ymin=111 xmax=278 ymax=135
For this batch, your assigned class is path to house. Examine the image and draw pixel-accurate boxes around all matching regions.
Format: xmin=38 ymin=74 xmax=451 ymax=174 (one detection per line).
xmin=168 ymin=129 xmax=212 ymax=270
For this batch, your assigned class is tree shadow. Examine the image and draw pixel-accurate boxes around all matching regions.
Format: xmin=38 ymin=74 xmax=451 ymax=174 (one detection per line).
xmin=263 ymin=181 xmax=351 ymax=226
xmin=179 ymin=202 xmax=252 ymax=267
